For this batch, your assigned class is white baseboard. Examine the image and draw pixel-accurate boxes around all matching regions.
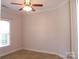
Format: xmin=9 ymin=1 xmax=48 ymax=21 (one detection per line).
xmin=0 ymin=48 xmax=67 ymax=59
xmin=24 ymin=48 xmax=66 ymax=59
xmin=0 ymin=48 xmax=22 ymax=57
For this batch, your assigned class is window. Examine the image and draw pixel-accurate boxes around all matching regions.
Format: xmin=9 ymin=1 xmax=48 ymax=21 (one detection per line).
xmin=0 ymin=20 xmax=10 ymax=47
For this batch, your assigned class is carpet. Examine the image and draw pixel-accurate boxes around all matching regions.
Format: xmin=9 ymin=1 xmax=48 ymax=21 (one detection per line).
xmin=0 ymin=50 xmax=63 ymax=59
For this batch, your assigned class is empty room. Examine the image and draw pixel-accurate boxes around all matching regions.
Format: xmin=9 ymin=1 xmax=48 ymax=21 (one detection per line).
xmin=0 ymin=0 xmax=78 ymax=59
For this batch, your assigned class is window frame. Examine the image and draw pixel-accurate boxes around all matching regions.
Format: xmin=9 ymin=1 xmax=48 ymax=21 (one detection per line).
xmin=0 ymin=19 xmax=10 ymax=48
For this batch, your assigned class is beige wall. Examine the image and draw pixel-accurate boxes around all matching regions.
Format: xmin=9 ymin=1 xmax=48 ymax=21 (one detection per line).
xmin=23 ymin=2 xmax=70 ymax=58
xmin=0 ymin=8 xmax=22 ymax=56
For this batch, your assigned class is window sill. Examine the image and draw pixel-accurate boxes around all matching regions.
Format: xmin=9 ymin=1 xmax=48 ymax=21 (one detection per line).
xmin=0 ymin=44 xmax=10 ymax=48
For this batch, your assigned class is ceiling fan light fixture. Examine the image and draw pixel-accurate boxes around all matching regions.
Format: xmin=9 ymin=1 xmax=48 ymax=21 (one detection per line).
xmin=25 ymin=0 xmax=30 ymax=5
xmin=23 ymin=6 xmax=32 ymax=12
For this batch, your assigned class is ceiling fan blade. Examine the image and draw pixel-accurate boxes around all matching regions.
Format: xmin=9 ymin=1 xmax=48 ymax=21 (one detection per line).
xmin=32 ymin=8 xmax=36 ymax=11
xmin=11 ymin=3 xmax=23 ymax=5
xmin=19 ymin=8 xmax=23 ymax=11
xmin=32 ymin=4 xmax=43 ymax=7
xmin=1 ymin=5 xmax=8 ymax=8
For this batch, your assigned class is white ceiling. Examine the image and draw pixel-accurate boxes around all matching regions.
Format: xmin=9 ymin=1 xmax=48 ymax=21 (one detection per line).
xmin=1 ymin=0 xmax=68 ymax=13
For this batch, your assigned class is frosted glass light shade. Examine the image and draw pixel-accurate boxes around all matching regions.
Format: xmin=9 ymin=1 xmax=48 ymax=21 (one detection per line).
xmin=23 ymin=6 xmax=32 ymax=12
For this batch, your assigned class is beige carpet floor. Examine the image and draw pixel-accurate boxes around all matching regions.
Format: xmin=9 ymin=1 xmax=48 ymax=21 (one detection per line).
xmin=0 ymin=50 xmax=63 ymax=59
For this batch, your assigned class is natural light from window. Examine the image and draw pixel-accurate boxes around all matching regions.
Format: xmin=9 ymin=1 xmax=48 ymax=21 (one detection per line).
xmin=0 ymin=20 xmax=10 ymax=47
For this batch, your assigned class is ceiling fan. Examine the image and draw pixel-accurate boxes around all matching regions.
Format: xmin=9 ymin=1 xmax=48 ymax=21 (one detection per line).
xmin=10 ymin=0 xmax=43 ymax=12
